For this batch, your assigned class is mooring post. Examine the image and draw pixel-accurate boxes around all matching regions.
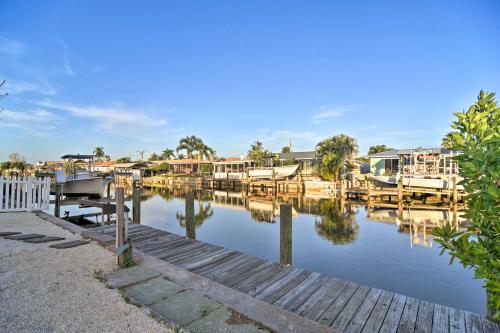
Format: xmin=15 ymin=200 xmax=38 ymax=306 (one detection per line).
xmin=398 ymin=174 xmax=403 ymax=202
xmin=115 ymin=187 xmax=132 ymax=266
xmin=185 ymin=190 xmax=195 ymax=239
xmin=54 ymin=184 xmax=62 ymax=218
xmin=132 ymin=180 xmax=141 ymax=224
xmin=280 ymin=203 xmax=292 ymax=267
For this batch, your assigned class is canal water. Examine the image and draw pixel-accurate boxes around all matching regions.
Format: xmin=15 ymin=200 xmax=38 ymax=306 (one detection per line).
xmin=54 ymin=186 xmax=486 ymax=314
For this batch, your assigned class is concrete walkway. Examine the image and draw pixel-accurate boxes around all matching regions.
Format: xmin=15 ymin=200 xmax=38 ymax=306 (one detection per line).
xmin=107 ymin=266 xmax=269 ymax=333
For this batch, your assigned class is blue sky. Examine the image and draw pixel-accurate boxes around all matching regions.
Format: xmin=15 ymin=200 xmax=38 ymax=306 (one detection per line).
xmin=1 ymin=0 xmax=499 ymax=162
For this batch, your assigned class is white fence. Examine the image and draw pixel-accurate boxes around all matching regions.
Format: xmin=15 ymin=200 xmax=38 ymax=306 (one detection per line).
xmin=0 ymin=176 xmax=51 ymax=212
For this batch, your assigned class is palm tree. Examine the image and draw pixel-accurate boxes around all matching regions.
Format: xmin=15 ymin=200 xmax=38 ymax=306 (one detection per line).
xmin=93 ymin=147 xmax=106 ymax=161
xmin=176 ymin=135 xmax=214 ymax=160
xmin=316 ymin=134 xmax=358 ymax=181
xmin=176 ymin=135 xmax=201 ymax=159
xmin=161 ymin=148 xmax=175 ymax=160
xmin=441 ymin=132 xmax=461 ymax=149
xmin=314 ymin=200 xmax=359 ymax=245
xmin=148 ymin=153 xmax=160 ymax=161
xmin=367 ymin=145 xmax=393 ymax=155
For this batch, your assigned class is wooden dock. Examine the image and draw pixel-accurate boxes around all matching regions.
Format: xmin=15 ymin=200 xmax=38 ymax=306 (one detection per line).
xmin=82 ymin=224 xmax=498 ymax=333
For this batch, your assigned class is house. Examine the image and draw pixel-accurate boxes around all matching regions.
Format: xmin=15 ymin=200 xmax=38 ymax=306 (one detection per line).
xmin=92 ymin=161 xmax=116 ymax=173
xmin=277 ymin=151 xmax=320 ymax=176
xmin=114 ymin=162 xmax=152 ymax=176
xmin=213 ymin=157 xmax=254 ymax=180
xmin=167 ymin=159 xmax=212 ymax=175
xmin=368 ymin=147 xmax=460 ymax=176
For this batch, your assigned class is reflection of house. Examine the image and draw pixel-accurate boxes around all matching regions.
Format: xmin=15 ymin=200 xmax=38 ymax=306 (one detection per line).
xmin=167 ymin=159 xmax=212 ymax=174
xmin=37 ymin=161 xmax=64 ymax=172
xmin=368 ymin=148 xmax=460 ymax=176
xmin=277 ymin=151 xmax=320 ymax=176
xmin=213 ymin=157 xmax=254 ymax=180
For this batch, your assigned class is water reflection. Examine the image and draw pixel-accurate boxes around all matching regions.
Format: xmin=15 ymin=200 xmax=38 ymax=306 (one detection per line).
xmin=314 ymin=200 xmax=359 ymax=245
xmin=143 ymin=186 xmax=465 ymax=248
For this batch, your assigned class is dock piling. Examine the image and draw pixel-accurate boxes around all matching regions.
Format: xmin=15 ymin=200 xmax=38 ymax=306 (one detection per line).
xmin=115 ymin=187 xmax=132 ymax=266
xmin=280 ymin=204 xmax=292 ymax=267
xmin=185 ymin=190 xmax=195 ymax=239
xmin=132 ymin=180 xmax=141 ymax=224
xmin=54 ymin=184 xmax=62 ymax=218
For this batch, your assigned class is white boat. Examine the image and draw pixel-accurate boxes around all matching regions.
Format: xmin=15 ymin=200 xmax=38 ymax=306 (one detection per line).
xmin=371 ymin=173 xmax=463 ymax=190
xmin=50 ymin=154 xmax=112 ymax=197
xmin=248 ymin=165 xmax=299 ymax=179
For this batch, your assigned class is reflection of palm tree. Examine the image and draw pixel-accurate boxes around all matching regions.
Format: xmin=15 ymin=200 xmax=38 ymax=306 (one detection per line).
xmin=315 ymin=199 xmax=359 ymax=245
xmin=176 ymin=194 xmax=214 ymax=227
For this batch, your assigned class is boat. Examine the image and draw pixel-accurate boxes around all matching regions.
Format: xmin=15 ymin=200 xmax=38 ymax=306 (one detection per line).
xmin=371 ymin=173 xmax=464 ymax=190
xmin=50 ymin=154 xmax=112 ymax=197
xmin=248 ymin=165 xmax=299 ymax=180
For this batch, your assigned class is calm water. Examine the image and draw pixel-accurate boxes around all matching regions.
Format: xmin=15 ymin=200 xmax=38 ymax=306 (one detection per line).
xmin=53 ymin=186 xmax=486 ymax=314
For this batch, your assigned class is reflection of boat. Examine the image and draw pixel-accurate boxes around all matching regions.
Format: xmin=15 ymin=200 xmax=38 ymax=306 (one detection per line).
xmin=371 ymin=173 xmax=464 ymax=190
xmin=367 ymin=208 xmax=466 ymax=226
xmin=248 ymin=165 xmax=299 ymax=179
xmin=50 ymin=154 xmax=112 ymax=197
xmin=248 ymin=199 xmax=299 ymax=217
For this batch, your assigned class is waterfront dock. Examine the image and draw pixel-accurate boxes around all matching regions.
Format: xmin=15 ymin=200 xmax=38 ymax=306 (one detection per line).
xmin=82 ymin=223 xmax=499 ymax=333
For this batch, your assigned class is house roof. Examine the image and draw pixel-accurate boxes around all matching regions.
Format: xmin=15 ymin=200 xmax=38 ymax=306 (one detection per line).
xmin=167 ymin=159 xmax=212 ymax=165
xmin=115 ymin=162 xmax=150 ymax=168
xmin=278 ymin=151 xmax=318 ymax=160
xmin=213 ymin=157 xmax=251 ymax=164
xmin=94 ymin=161 xmax=116 ymax=167
xmin=368 ymin=147 xmax=456 ymax=158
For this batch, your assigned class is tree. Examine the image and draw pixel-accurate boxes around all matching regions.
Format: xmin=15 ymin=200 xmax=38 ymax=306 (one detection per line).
xmin=316 ymin=134 xmax=358 ymax=181
xmin=433 ymin=91 xmax=500 ymax=321
xmin=177 ymin=153 xmax=186 ymax=160
xmin=9 ymin=153 xmax=25 ymax=163
xmin=315 ymin=200 xmax=359 ymax=245
xmin=93 ymin=147 xmax=106 ymax=161
xmin=281 ymin=146 xmax=291 ymax=153
xmin=176 ymin=136 xmax=214 ymax=160
xmin=367 ymin=144 xmax=393 ymax=155
xmin=116 ymin=157 xmax=131 ymax=163
xmin=441 ymin=132 xmax=460 ymax=149
xmin=161 ymin=148 xmax=175 ymax=160
xmin=148 ymin=153 xmax=160 ymax=161
xmin=247 ymin=141 xmax=274 ymax=167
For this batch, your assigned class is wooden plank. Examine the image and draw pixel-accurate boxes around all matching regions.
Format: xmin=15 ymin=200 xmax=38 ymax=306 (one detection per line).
xmin=299 ymin=278 xmax=348 ymax=321
xmin=481 ymin=316 xmax=499 ymax=333
xmin=143 ymin=238 xmax=193 ymax=255
xmin=246 ymin=268 xmax=299 ymax=297
xmin=317 ymin=281 xmax=359 ymax=326
xmin=133 ymin=234 xmax=183 ymax=248
xmin=414 ymin=301 xmax=435 ymax=333
xmin=195 ymin=253 xmax=250 ymax=276
xmin=432 ymin=304 xmax=449 ymax=333
xmin=449 ymin=308 xmax=466 ymax=333
xmin=232 ymin=263 xmax=282 ymax=292
xmin=362 ymin=290 xmax=395 ymax=333
xmin=379 ymin=294 xmax=407 ymax=333
xmin=167 ymin=246 xmax=224 ymax=265
xmin=224 ymin=261 xmax=275 ymax=288
xmin=331 ymin=285 xmax=372 ymax=331
xmin=155 ymin=242 xmax=210 ymax=261
xmin=465 ymin=311 xmax=483 ymax=333
xmin=257 ymin=270 xmax=311 ymax=304
xmin=280 ymin=274 xmax=331 ymax=313
xmin=186 ymin=249 xmax=242 ymax=272
xmin=213 ymin=257 xmax=266 ymax=284
xmin=396 ymin=297 xmax=420 ymax=333
xmin=273 ymin=272 xmax=324 ymax=310
xmin=181 ymin=250 xmax=238 ymax=270
xmin=344 ymin=288 xmax=382 ymax=333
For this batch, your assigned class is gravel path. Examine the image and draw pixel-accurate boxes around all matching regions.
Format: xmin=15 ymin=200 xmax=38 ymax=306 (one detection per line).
xmin=0 ymin=212 xmax=173 ymax=333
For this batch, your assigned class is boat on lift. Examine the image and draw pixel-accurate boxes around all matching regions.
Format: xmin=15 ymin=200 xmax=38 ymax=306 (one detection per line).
xmin=50 ymin=154 xmax=112 ymax=197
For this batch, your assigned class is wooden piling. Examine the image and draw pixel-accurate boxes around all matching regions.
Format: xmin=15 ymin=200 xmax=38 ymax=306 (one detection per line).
xmin=452 ymin=176 xmax=458 ymax=205
xmin=280 ymin=204 xmax=292 ymax=267
xmin=185 ymin=190 xmax=195 ymax=239
xmin=54 ymin=184 xmax=62 ymax=218
xmin=115 ymin=187 xmax=132 ymax=266
xmin=398 ymin=174 xmax=403 ymax=202
xmin=132 ymin=180 xmax=141 ymax=224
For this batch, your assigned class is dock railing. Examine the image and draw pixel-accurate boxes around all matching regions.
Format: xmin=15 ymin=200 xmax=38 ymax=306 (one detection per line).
xmin=0 ymin=176 xmax=51 ymax=212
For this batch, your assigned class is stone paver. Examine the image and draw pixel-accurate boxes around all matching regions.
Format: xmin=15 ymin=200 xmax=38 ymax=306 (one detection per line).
xmin=107 ymin=266 xmax=160 ymax=288
xmin=187 ymin=307 xmax=268 ymax=333
xmin=4 ymin=233 xmax=45 ymax=240
xmin=124 ymin=276 xmax=185 ymax=305
xmin=49 ymin=240 xmax=90 ymax=249
xmin=23 ymin=236 xmax=65 ymax=243
xmin=150 ymin=290 xmax=222 ymax=326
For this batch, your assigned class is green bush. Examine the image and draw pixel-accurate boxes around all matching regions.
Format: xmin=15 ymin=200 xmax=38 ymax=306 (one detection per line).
xmin=433 ymin=91 xmax=499 ymax=321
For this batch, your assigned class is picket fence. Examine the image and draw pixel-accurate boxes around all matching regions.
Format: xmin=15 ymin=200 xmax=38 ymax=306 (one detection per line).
xmin=0 ymin=176 xmax=51 ymax=212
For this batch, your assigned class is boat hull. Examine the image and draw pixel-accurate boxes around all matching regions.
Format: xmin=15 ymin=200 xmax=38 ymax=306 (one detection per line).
xmin=371 ymin=175 xmax=463 ymax=190
xmin=51 ymin=177 xmax=111 ymax=197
